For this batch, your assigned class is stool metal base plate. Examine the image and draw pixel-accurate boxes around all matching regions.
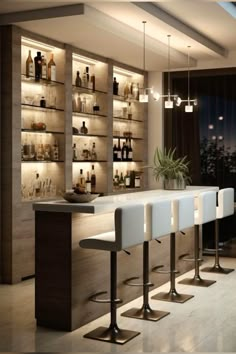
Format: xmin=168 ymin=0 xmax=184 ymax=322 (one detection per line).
xmin=84 ymin=326 xmax=140 ymax=345
xmin=121 ymin=307 xmax=170 ymax=322
xmin=201 ymin=265 xmax=234 ymax=274
xmin=152 ymin=291 xmax=194 ymax=304
xmin=178 ymin=277 xmax=216 ymax=287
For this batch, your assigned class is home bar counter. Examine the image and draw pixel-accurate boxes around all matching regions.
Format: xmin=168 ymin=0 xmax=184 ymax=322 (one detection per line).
xmin=33 ymin=186 xmax=218 ymax=331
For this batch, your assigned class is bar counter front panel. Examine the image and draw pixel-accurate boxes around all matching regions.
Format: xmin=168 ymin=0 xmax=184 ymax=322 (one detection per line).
xmin=33 ymin=186 xmax=218 ymax=331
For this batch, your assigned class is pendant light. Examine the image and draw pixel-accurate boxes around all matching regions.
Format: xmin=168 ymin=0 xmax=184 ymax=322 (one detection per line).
xmin=152 ymin=35 xmax=180 ymax=109
xmin=139 ymin=21 xmax=153 ymax=103
xmin=177 ymin=46 xmax=197 ymax=112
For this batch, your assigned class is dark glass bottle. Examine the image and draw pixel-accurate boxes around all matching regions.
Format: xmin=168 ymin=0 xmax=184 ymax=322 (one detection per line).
xmin=75 ymin=71 xmax=82 ymax=87
xmin=91 ymin=164 xmax=96 ymax=193
xmin=128 ymin=138 xmax=133 ymax=161
xmin=79 ymin=121 xmax=88 ymax=134
xmin=34 ymin=51 xmax=42 ymax=82
xmin=122 ymin=141 xmax=128 ymax=161
xmin=113 ymin=144 xmax=118 ymax=161
xmin=117 ymin=138 xmax=121 ymax=161
xmin=113 ymin=77 xmax=119 ymax=95
xmin=40 ymin=96 xmax=46 ymax=108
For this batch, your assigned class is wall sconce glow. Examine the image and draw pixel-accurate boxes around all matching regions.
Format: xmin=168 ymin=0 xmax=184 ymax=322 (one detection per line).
xmin=218 ymin=116 xmax=224 ymax=121
xmin=152 ymin=91 xmax=161 ymax=101
xmin=208 ymin=124 xmax=214 ymax=130
xmin=212 ymin=136 xmax=217 ymax=140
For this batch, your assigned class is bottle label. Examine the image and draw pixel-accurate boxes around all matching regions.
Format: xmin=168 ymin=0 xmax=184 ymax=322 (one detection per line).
xmin=86 ymin=182 xmax=91 ymax=193
xmin=29 ymin=63 xmax=34 ymax=76
xmin=125 ymin=177 xmax=130 ymax=186
xmin=42 ymin=65 xmax=47 ymax=79
xmin=51 ymin=65 xmax=56 ymax=81
xmin=117 ymin=151 xmax=121 ymax=159
xmin=128 ymin=151 xmax=133 ymax=159
xmin=135 ymin=177 xmax=141 ymax=187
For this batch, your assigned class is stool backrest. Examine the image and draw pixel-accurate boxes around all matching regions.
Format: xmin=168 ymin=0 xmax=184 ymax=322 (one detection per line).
xmin=145 ymin=199 xmax=172 ymax=241
xmin=217 ymin=188 xmax=234 ymax=219
xmin=195 ymin=191 xmax=216 ymax=225
xmin=115 ymin=204 xmax=144 ymax=250
xmin=172 ymin=196 xmax=195 ymax=233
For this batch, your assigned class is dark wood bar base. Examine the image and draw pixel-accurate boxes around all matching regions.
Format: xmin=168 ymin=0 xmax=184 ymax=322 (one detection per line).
xmin=35 ymin=210 xmax=194 ymax=331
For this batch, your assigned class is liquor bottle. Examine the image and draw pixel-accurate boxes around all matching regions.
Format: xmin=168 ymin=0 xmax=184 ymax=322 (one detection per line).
xmin=34 ymin=172 xmax=41 ymax=198
xmin=91 ymin=142 xmax=97 ymax=161
xmin=34 ymin=51 xmax=42 ymax=81
xmin=135 ymin=173 xmax=141 ymax=188
xmin=26 ymin=50 xmax=34 ymax=78
xmin=113 ymin=77 xmax=119 ymax=95
xmin=125 ymin=170 xmax=130 ymax=188
xmin=78 ymin=169 xmax=85 ymax=189
xmin=79 ymin=121 xmax=88 ymax=134
xmin=119 ymin=172 xmax=125 ymax=189
xmin=124 ymin=82 xmax=130 ymax=100
xmin=117 ymin=138 xmax=121 ymax=161
xmin=41 ymin=55 xmax=47 ymax=79
xmin=121 ymin=141 xmax=128 ymax=161
xmin=52 ymin=140 xmax=59 ymax=161
xmin=136 ymin=83 xmax=140 ymax=101
xmin=82 ymin=69 xmax=87 ymax=87
xmin=113 ymin=169 xmax=120 ymax=189
xmin=77 ymin=94 xmax=81 ymax=112
xmin=75 ymin=71 xmax=82 ymax=87
xmin=72 ymin=143 xmax=78 ymax=161
xmin=113 ymin=144 xmax=118 ymax=161
xmin=86 ymin=171 xmax=92 ymax=193
xmin=91 ymin=73 xmax=95 ymax=91
xmin=93 ymin=95 xmax=100 ymax=113
xmin=48 ymin=53 xmax=56 ymax=81
xmin=91 ymin=164 xmax=96 ymax=193
xmin=128 ymin=102 xmax=132 ymax=120
xmin=128 ymin=138 xmax=133 ymax=161
xmin=86 ymin=66 xmax=90 ymax=87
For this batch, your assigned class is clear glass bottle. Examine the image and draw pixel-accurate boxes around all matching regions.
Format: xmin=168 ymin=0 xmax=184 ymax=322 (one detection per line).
xmin=81 ymin=97 xmax=86 ymax=113
xmin=125 ymin=170 xmax=130 ymax=188
xmin=86 ymin=171 xmax=92 ymax=193
xmin=48 ymin=53 xmax=56 ymax=81
xmin=72 ymin=143 xmax=78 ymax=161
xmin=41 ymin=55 xmax=47 ymax=79
xmin=26 ymin=50 xmax=34 ymax=78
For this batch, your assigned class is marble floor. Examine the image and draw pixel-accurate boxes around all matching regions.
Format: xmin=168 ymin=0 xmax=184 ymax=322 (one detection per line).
xmin=1 ymin=257 xmax=236 ymax=353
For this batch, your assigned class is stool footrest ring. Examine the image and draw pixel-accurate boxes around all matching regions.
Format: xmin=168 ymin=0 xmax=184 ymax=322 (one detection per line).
xmin=89 ymin=291 xmax=122 ymax=304
xmin=181 ymin=257 xmax=203 ymax=262
xmin=204 ymin=248 xmax=223 ymax=252
xmin=124 ymin=277 xmax=154 ymax=287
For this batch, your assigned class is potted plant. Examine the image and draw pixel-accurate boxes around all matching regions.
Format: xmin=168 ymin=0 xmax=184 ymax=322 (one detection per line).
xmin=150 ymin=147 xmax=191 ymax=190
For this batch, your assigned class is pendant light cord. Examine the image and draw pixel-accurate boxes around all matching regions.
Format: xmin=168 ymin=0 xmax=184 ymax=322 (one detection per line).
xmin=167 ymin=35 xmax=171 ymax=99
xmin=143 ymin=21 xmax=146 ymax=72
xmin=187 ymin=45 xmax=191 ymax=103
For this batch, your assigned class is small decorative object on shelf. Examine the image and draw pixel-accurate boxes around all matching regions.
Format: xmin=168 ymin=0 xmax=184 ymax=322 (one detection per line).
xmin=31 ymin=121 xmax=46 ymax=131
xmin=40 ymin=96 xmax=46 ymax=108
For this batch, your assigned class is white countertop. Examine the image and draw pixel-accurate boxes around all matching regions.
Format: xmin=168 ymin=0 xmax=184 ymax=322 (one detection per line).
xmin=33 ymin=186 xmax=219 ymax=214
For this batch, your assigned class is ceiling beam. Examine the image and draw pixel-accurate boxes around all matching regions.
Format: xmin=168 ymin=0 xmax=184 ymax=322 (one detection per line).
xmin=133 ymin=2 xmax=227 ymax=57
xmin=0 ymin=4 xmax=85 ymax=26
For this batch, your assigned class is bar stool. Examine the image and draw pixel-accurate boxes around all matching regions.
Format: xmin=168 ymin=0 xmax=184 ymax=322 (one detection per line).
xmin=179 ymin=190 xmax=217 ymax=287
xmin=121 ymin=199 xmax=171 ymax=321
xmin=201 ymin=187 xmax=235 ymax=274
xmin=79 ymin=204 xmax=144 ymax=345
xmin=152 ymin=196 xmax=195 ymax=303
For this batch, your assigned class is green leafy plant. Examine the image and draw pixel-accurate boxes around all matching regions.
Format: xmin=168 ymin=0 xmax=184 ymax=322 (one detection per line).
xmin=151 ymin=147 xmax=191 ymax=184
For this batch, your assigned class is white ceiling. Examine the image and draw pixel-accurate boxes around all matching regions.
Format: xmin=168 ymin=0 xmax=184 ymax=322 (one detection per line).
xmin=0 ymin=1 xmax=236 ymax=71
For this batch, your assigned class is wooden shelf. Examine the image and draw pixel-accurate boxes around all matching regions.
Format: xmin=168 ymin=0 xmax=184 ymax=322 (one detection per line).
xmin=113 ymin=116 xmax=143 ymax=123
xmin=72 ymin=85 xmax=107 ymax=95
xmin=22 ymin=160 xmax=64 ymax=163
xmin=113 ymin=135 xmax=143 ymax=141
xmin=21 ymin=74 xmax=64 ymax=86
xmin=21 ymin=103 xmax=64 ymax=112
xmin=72 ymin=111 xmax=107 ymax=118
xmin=73 ymin=160 xmax=107 ymax=163
xmin=22 ymin=129 xmax=64 ymax=134
xmin=73 ymin=133 xmax=107 ymax=138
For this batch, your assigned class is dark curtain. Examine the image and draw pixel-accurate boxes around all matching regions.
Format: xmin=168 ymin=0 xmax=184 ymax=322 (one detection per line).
xmin=164 ymin=68 xmax=236 ymax=193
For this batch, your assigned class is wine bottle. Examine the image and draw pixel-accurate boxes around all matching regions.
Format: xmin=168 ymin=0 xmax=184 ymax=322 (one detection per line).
xmin=48 ymin=53 xmax=56 ymax=81
xmin=34 ymin=51 xmax=42 ymax=82
xmin=91 ymin=73 xmax=95 ymax=91
xmin=26 ymin=50 xmax=34 ymax=78
xmin=41 ymin=55 xmax=47 ymax=79
xmin=72 ymin=143 xmax=78 ymax=161
xmin=121 ymin=141 xmax=128 ymax=161
xmin=82 ymin=69 xmax=87 ymax=87
xmin=78 ymin=169 xmax=85 ymax=189
xmin=86 ymin=171 xmax=92 ymax=193
xmin=113 ymin=77 xmax=119 ymax=95
xmin=86 ymin=66 xmax=90 ymax=87
xmin=75 ymin=71 xmax=82 ymax=87
xmin=113 ymin=169 xmax=120 ymax=189
xmin=128 ymin=138 xmax=133 ymax=161
xmin=125 ymin=170 xmax=130 ymax=188
xmin=40 ymin=96 xmax=46 ymax=108
xmin=117 ymin=138 xmax=121 ymax=161
xmin=91 ymin=142 xmax=97 ymax=161
xmin=113 ymin=144 xmax=118 ymax=161
xmin=119 ymin=172 xmax=125 ymax=189
xmin=79 ymin=121 xmax=88 ymax=135
xmin=135 ymin=174 xmax=141 ymax=188
xmin=91 ymin=164 xmax=96 ymax=193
